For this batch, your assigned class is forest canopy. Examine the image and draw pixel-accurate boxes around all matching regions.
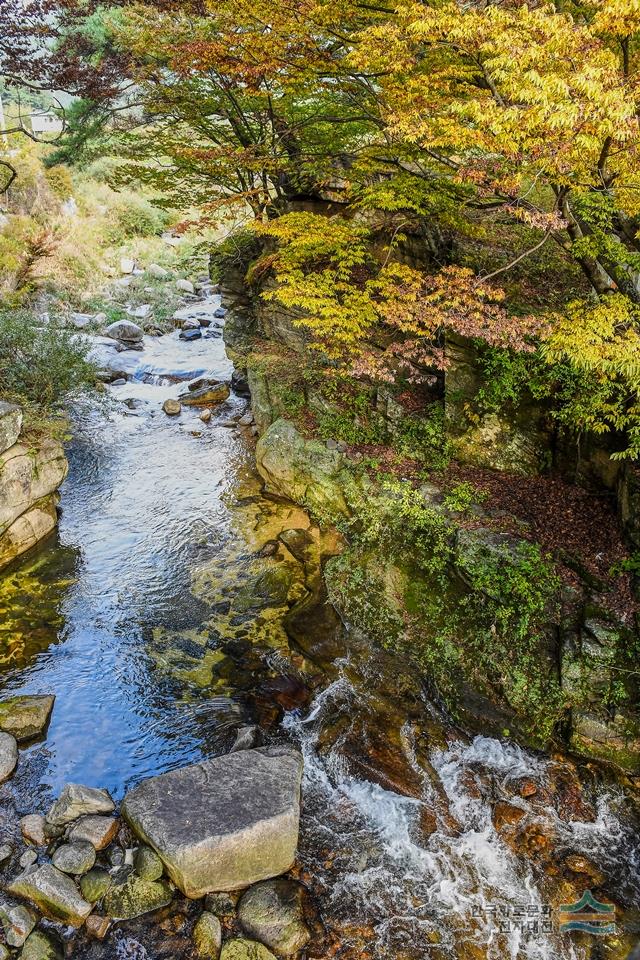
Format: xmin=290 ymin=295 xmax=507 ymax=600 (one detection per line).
xmin=3 ymin=0 xmax=640 ymax=457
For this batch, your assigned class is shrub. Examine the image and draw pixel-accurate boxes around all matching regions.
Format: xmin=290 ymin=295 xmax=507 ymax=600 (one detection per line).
xmin=0 ymin=310 xmax=97 ymax=427
xmin=111 ymin=192 xmax=169 ymax=238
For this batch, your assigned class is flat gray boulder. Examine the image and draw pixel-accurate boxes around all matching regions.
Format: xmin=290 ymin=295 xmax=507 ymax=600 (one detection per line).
xmin=121 ymin=747 xmax=303 ymax=897
xmin=6 ymin=864 xmax=92 ymax=927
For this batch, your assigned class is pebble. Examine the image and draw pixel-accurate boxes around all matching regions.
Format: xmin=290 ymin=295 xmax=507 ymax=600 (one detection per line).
xmin=199 ymin=409 xmax=212 ymax=423
xmin=85 ymin=915 xmax=111 ymax=940
xmin=162 ymin=399 xmax=182 ymax=416
xmin=0 ymin=843 xmax=12 ymax=864
xmin=68 ymin=816 xmax=119 ymax=851
xmin=133 ymin=845 xmax=164 ymax=881
xmin=19 ymin=849 xmax=38 ymax=869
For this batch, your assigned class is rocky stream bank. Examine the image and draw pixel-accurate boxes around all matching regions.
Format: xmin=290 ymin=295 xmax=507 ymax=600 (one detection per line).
xmin=1 ymin=266 xmax=639 ymax=960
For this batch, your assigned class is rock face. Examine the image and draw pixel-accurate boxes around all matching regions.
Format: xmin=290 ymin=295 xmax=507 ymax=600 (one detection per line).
xmin=121 ymin=747 xmax=303 ymax=897
xmin=46 ymin=784 xmax=115 ymax=827
xmin=0 ymin=439 xmax=67 ymax=570
xmin=256 ymin=419 xmax=349 ymax=519
xmin=0 ymin=695 xmax=55 ymax=742
xmin=6 ymin=864 xmax=92 ymax=926
xmin=238 ymin=880 xmax=310 ymax=956
xmin=0 ymin=402 xmax=22 ymax=455
xmin=0 ymin=732 xmax=18 ymax=782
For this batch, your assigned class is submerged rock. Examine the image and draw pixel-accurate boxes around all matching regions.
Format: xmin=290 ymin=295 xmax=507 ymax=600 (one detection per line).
xmin=121 ymin=747 xmax=303 ymax=897
xmin=238 ymin=880 xmax=310 ymax=957
xmin=52 ymin=841 xmax=96 ymax=875
xmin=0 ymin=696 xmax=54 ymax=743
xmin=68 ymin=816 xmax=119 ymax=851
xmin=6 ymin=864 xmax=92 ymax=926
xmin=0 ymin=901 xmax=36 ymax=947
xmin=220 ymin=940 xmax=277 ymax=960
xmin=0 ymin=731 xmax=18 ymax=782
xmin=193 ymin=911 xmax=222 ymax=958
xmin=103 ymin=872 xmax=173 ymax=920
xmin=46 ymin=784 xmax=115 ymax=827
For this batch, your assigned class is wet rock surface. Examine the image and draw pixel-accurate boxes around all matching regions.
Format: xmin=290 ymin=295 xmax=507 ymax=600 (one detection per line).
xmin=0 ymin=696 xmax=55 ymax=743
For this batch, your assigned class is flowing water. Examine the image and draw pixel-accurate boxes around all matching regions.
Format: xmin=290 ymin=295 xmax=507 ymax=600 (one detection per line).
xmin=1 ymin=294 xmax=639 ymax=959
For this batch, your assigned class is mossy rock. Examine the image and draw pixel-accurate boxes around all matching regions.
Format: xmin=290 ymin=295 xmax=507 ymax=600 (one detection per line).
xmin=220 ymin=940 xmax=277 ymax=960
xmin=104 ymin=873 xmax=173 ymax=920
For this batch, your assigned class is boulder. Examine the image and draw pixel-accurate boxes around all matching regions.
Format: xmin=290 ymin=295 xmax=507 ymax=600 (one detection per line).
xmin=0 ymin=695 xmax=55 ymax=742
xmin=21 ymin=815 xmax=47 ymax=846
xmin=6 ymin=864 xmax=92 ymax=926
xmin=238 ymin=880 xmax=310 ymax=956
xmin=0 ymin=732 xmax=18 ymax=782
xmin=121 ymin=747 xmax=303 ymax=897
xmin=46 ymin=784 xmax=115 ymax=827
xmin=79 ymin=868 xmax=112 ymax=904
xmin=179 ymin=380 xmax=230 ymax=407
xmin=147 ymin=263 xmax=169 ymax=280
xmin=182 ymin=318 xmax=201 ymax=331
xmin=103 ymin=873 xmax=173 ymax=920
xmin=0 ymin=498 xmax=59 ymax=571
xmin=68 ymin=815 xmax=119 ymax=851
xmin=220 ymin=941 xmax=277 ymax=960
xmin=104 ymin=319 xmax=144 ymax=345
xmin=0 ymin=401 xmax=22 ymax=455
xmin=120 ymin=257 xmax=135 ymax=275
xmin=20 ymin=930 xmax=63 ymax=960
xmin=199 ymin=409 xmax=212 ymax=424
xmin=0 ymin=901 xmax=36 ymax=947
xmin=193 ymin=912 xmax=222 ymax=958
xmin=231 ymin=370 xmax=250 ymax=398
xmin=162 ymin=399 xmax=181 ymax=416
xmin=176 ymin=279 xmax=195 ymax=294
xmin=0 ymin=844 xmax=12 ymax=865
xmin=52 ymin=841 xmax=96 ymax=875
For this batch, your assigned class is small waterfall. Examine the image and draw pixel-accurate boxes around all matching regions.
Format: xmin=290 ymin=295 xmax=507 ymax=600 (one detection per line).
xmin=285 ymin=678 xmax=638 ymax=960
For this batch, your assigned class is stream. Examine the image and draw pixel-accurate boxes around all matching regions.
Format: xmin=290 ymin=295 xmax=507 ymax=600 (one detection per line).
xmin=1 ymin=292 xmax=639 ymax=960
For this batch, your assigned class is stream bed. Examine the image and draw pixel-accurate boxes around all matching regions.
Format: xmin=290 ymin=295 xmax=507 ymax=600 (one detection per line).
xmin=1 ymin=294 xmax=639 ymax=960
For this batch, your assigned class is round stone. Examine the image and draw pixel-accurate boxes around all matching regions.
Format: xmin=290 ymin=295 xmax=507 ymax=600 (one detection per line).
xmin=52 ymin=841 xmax=96 ymax=875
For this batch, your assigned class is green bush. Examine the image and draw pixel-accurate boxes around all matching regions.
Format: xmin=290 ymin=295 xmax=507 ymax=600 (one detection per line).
xmin=0 ymin=310 xmax=97 ymax=427
xmin=111 ymin=192 xmax=169 ymax=238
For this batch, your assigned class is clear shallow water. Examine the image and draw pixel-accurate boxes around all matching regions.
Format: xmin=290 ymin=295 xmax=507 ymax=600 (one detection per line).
xmin=1 ymin=300 xmax=249 ymax=795
xmin=1 ymin=298 xmax=639 ymax=959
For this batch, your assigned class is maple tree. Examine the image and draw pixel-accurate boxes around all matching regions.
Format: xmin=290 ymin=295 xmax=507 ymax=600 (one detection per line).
xmin=4 ymin=0 xmax=640 ymax=456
